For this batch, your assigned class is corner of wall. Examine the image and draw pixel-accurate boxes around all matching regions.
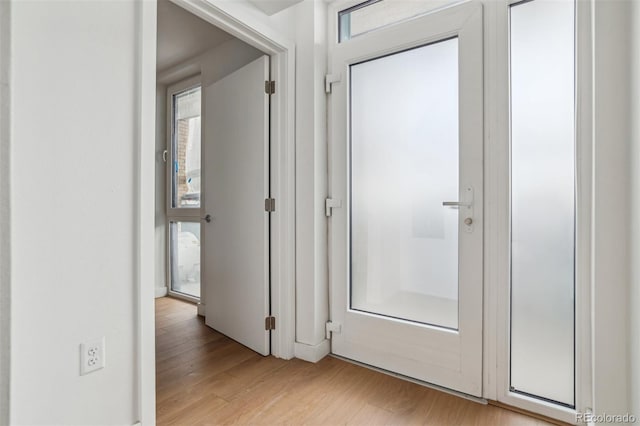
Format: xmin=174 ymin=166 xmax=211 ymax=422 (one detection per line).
xmin=0 ymin=0 xmax=10 ymax=423
xmin=629 ymin=0 xmax=640 ymax=418
xmin=294 ymin=340 xmax=330 ymax=363
xmin=155 ymin=84 xmax=167 ymax=293
xmin=154 ymin=287 xmax=168 ymax=298
xmin=592 ymin=0 xmax=632 ymax=417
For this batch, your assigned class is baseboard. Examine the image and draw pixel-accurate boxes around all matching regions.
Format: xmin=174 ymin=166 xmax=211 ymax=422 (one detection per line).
xmin=197 ymin=302 xmax=205 ymax=317
xmin=294 ymin=340 xmax=330 ymax=363
xmin=154 ymin=286 xmax=168 ymax=298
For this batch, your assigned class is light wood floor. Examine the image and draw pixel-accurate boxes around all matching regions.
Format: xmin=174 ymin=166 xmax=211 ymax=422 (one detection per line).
xmin=156 ymin=297 xmax=553 ymax=425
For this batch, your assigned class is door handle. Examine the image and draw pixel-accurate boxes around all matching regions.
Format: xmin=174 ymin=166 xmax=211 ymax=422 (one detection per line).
xmin=442 ymin=186 xmax=474 ymax=233
xmin=442 ymin=201 xmax=471 ymax=207
xmin=202 ymin=214 xmax=212 ymax=223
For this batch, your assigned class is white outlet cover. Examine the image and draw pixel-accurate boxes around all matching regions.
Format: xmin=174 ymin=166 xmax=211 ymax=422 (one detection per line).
xmin=80 ymin=337 xmax=105 ymax=376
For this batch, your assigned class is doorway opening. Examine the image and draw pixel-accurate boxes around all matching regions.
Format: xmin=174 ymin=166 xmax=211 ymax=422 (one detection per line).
xmin=149 ymin=0 xmax=296 ymax=421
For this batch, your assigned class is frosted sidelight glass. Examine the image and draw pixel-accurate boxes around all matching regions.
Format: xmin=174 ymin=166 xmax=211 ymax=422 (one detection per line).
xmin=350 ymin=38 xmax=459 ymax=330
xmin=510 ymin=0 xmax=575 ymax=407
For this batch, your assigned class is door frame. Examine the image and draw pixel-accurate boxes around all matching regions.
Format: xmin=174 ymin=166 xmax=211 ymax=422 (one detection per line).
xmin=327 ymin=0 xmax=484 ymax=396
xmin=326 ymin=0 xmax=595 ymax=423
xmin=135 ymin=0 xmax=296 ymax=423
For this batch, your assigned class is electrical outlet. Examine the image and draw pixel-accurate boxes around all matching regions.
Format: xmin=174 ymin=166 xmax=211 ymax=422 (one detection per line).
xmin=80 ymin=337 xmax=105 ymax=376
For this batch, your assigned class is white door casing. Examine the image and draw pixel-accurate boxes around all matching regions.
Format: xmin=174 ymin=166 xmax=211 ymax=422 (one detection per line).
xmin=328 ymin=2 xmax=484 ymax=396
xmin=203 ymin=55 xmax=271 ymax=356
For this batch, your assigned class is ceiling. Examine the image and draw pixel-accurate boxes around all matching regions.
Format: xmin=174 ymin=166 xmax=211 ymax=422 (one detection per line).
xmin=157 ymin=0 xmax=234 ymax=73
xmin=248 ymin=0 xmax=304 ymax=15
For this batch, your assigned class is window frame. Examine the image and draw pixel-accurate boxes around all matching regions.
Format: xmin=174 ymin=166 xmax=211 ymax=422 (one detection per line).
xmin=166 ymin=75 xmax=202 ymax=218
xmin=493 ymin=0 xmax=593 ymax=422
xmin=166 ymin=75 xmax=203 ymax=303
xmin=334 ymin=0 xmax=467 ymax=44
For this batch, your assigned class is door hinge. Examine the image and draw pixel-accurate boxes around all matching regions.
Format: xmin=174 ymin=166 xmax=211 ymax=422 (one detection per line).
xmin=265 ymin=198 xmax=276 ymax=212
xmin=325 ymin=321 xmax=342 ymax=339
xmin=265 ymin=316 xmax=276 ymax=330
xmin=325 ymin=198 xmax=342 ymax=217
xmin=265 ymin=80 xmax=275 ymax=94
xmin=325 ymin=73 xmax=341 ymax=94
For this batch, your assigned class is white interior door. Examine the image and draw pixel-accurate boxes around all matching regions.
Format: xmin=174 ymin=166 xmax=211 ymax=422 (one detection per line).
xmin=202 ymin=55 xmax=270 ymax=356
xmin=328 ymin=2 xmax=484 ymax=396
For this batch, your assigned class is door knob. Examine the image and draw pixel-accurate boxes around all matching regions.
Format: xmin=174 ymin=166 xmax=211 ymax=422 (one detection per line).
xmin=202 ymin=214 xmax=212 ymax=223
xmin=464 ymin=217 xmax=473 ymax=226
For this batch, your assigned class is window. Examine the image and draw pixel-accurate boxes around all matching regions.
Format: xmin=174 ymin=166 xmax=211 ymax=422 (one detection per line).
xmin=338 ymin=0 xmax=462 ymax=42
xmin=509 ymin=0 xmax=576 ymax=408
xmin=171 ymin=86 xmax=201 ymax=209
xmin=167 ymin=78 xmax=202 ymax=301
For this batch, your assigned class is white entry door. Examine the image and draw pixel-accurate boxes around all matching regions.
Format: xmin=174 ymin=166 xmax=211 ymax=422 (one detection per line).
xmin=202 ymin=56 xmax=271 ymax=356
xmin=328 ymin=2 xmax=484 ymax=396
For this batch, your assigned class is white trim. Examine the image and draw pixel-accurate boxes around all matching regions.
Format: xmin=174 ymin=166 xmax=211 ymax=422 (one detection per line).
xmin=167 ymin=290 xmax=200 ymax=305
xmin=197 ymin=302 xmax=205 ymax=317
xmin=0 ymin=0 xmax=10 ymax=423
xmin=135 ymin=0 xmax=158 ymax=424
xmin=154 ymin=287 xmax=168 ymax=298
xmin=138 ymin=0 xmax=296 ymax=422
xmin=294 ymin=340 xmax=330 ymax=363
xmin=574 ymin=0 xmax=594 ymax=416
xmin=482 ymin=0 xmax=505 ymax=403
xmin=491 ymin=0 xmax=513 ymax=412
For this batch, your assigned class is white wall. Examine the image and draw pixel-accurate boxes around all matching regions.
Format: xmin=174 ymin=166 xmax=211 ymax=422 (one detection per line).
xmin=630 ymin=0 xmax=640 ymax=418
xmin=157 ymin=38 xmax=263 ymax=87
xmin=269 ymin=0 xmax=330 ymax=360
xmin=9 ymin=1 xmax=141 ymax=423
xmin=200 ymin=38 xmax=263 ymax=87
xmin=592 ymin=0 xmax=632 ymax=418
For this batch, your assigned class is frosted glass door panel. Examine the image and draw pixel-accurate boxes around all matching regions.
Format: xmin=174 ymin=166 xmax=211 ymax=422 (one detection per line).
xmin=350 ymin=38 xmax=459 ymax=330
xmin=510 ymin=0 xmax=575 ymax=407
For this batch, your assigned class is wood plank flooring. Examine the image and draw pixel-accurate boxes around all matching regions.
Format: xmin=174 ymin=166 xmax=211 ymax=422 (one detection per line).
xmin=156 ymin=297 xmax=552 ymax=425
